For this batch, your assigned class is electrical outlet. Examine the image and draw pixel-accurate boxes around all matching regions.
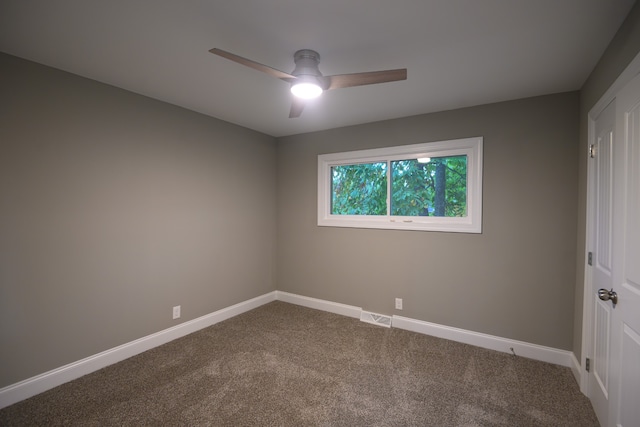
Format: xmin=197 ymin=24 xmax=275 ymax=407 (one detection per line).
xmin=172 ymin=305 xmax=181 ymax=319
xmin=395 ymin=298 xmax=403 ymax=310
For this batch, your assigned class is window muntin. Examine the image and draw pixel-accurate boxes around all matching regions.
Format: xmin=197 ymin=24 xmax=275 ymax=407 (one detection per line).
xmin=318 ymin=137 xmax=483 ymax=233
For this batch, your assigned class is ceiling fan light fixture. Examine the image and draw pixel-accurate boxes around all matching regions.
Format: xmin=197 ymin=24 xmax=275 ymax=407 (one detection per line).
xmin=210 ymin=47 xmax=407 ymax=117
xmin=291 ymin=80 xmax=323 ymax=99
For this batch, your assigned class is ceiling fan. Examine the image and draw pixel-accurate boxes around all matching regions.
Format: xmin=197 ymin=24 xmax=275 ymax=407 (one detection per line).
xmin=210 ymin=48 xmax=407 ymax=118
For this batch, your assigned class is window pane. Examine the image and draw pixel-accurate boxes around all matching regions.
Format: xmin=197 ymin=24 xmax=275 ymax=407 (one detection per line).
xmin=391 ymin=155 xmax=467 ymax=217
xmin=331 ymin=163 xmax=387 ymax=215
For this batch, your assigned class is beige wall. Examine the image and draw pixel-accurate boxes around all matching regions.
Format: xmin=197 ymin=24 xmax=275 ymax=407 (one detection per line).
xmin=0 ymin=53 xmax=278 ymax=387
xmin=277 ymin=93 xmax=579 ymax=350
xmin=574 ymin=2 xmax=640 ymax=363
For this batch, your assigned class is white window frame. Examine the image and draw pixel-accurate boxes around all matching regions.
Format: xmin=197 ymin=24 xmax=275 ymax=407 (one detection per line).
xmin=318 ymin=137 xmax=483 ymax=233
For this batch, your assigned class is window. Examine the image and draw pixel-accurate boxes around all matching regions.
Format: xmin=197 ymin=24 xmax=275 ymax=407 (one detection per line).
xmin=318 ymin=137 xmax=483 ymax=233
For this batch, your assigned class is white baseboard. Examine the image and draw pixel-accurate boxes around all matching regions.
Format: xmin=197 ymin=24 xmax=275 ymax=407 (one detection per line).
xmin=391 ymin=315 xmax=574 ymax=367
xmin=277 ymin=291 xmax=577 ymax=368
xmin=0 ymin=290 xmax=580 ymax=410
xmin=275 ymin=291 xmax=362 ymax=318
xmin=0 ymin=291 xmax=277 ymax=410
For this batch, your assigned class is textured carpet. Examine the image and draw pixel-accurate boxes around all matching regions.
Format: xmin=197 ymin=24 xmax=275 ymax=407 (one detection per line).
xmin=0 ymin=301 xmax=599 ymax=426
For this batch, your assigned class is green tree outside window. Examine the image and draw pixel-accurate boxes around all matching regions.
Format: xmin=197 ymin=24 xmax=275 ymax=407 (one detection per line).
xmin=331 ymin=156 xmax=467 ymax=217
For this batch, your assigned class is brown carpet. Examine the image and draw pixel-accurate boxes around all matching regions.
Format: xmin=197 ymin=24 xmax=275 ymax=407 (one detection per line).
xmin=0 ymin=301 xmax=599 ymax=426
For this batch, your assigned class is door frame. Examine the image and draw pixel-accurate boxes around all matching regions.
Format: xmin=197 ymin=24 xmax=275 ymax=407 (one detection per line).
xmin=581 ymin=50 xmax=640 ymax=396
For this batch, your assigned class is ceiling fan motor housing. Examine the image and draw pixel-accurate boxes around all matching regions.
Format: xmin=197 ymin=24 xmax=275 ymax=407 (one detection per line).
xmin=292 ymin=50 xmax=324 ymax=87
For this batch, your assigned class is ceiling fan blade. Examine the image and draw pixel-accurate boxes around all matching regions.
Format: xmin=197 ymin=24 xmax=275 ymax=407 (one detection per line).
xmin=324 ymin=69 xmax=407 ymax=90
xmin=289 ymin=96 xmax=306 ymax=118
xmin=210 ymin=48 xmax=295 ymax=80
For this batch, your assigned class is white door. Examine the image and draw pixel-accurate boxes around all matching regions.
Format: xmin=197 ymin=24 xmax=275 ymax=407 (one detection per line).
xmin=589 ymin=98 xmax=616 ymax=425
xmin=606 ymin=70 xmax=640 ymax=427
xmin=588 ymin=71 xmax=640 ymax=427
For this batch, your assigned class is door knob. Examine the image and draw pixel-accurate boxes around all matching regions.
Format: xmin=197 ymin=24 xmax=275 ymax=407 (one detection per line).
xmin=598 ymin=288 xmax=618 ymax=307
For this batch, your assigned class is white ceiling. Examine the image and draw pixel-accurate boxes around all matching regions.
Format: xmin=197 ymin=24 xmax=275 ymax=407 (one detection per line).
xmin=0 ymin=1 xmax=636 ymax=137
